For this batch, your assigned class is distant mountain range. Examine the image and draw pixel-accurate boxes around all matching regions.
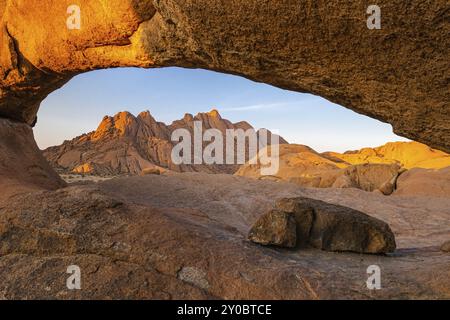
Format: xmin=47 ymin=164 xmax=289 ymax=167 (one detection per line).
xmin=43 ymin=109 xmax=450 ymax=196
xmin=43 ymin=109 xmax=287 ymax=175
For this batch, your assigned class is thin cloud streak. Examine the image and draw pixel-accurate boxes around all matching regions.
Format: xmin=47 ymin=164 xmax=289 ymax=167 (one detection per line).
xmin=221 ymin=102 xmax=297 ymax=112
xmin=220 ymin=95 xmax=327 ymax=112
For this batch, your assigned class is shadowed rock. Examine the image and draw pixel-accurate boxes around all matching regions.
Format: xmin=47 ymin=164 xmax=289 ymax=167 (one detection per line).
xmin=0 ymin=118 xmax=65 ymax=201
xmin=249 ymin=197 xmax=396 ymax=254
xmin=248 ymin=210 xmax=297 ymax=248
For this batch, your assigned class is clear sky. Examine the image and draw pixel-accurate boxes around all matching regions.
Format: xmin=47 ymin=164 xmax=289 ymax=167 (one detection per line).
xmin=35 ymin=67 xmax=408 ymax=152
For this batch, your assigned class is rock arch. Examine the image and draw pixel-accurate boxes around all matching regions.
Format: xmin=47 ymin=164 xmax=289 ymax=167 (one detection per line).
xmin=0 ymin=0 xmax=448 ymax=192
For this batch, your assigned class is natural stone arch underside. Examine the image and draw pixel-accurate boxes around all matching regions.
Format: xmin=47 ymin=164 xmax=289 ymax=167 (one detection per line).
xmin=0 ymin=0 xmax=449 ymax=152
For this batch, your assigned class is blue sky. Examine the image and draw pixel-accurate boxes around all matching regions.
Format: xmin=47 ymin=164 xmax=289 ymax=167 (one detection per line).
xmin=35 ymin=67 xmax=408 ymax=152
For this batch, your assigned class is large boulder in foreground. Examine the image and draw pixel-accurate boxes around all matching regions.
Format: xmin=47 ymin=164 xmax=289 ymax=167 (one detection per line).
xmin=249 ymin=197 xmax=396 ymax=254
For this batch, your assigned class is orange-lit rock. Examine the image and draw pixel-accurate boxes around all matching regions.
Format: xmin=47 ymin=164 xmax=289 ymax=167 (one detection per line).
xmin=236 ymin=144 xmax=404 ymax=194
xmin=324 ymin=142 xmax=450 ymax=170
xmin=237 ymin=142 xmax=450 ymax=195
xmin=43 ymin=109 xmax=283 ymax=175
xmin=0 ymin=1 xmax=449 ymax=153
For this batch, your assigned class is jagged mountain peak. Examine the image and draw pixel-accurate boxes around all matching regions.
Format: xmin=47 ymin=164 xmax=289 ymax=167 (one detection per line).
xmin=138 ymin=110 xmax=154 ymax=119
xmin=43 ymin=109 xmax=285 ymax=176
xmin=205 ymin=109 xmax=221 ymax=118
xmin=92 ymin=111 xmax=139 ymax=140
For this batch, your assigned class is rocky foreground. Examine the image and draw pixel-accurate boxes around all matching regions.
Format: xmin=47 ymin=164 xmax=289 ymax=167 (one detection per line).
xmin=0 ymin=172 xmax=449 ymax=299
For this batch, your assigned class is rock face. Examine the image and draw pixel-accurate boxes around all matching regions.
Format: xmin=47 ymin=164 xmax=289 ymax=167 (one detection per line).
xmin=0 ymin=1 xmax=449 ymax=153
xmin=249 ymin=197 xmax=396 ymax=254
xmin=237 ymin=144 xmax=345 ymax=186
xmin=0 ymin=118 xmax=65 ymax=200
xmin=237 ymin=143 xmax=450 ymax=195
xmin=339 ymin=163 xmax=401 ymax=195
xmin=236 ymin=144 xmax=403 ymax=194
xmin=323 ymin=142 xmax=450 ymax=170
xmin=43 ymin=109 xmax=284 ymax=175
xmin=1 ymin=173 xmax=449 ymax=299
xmin=248 ymin=210 xmax=297 ymax=248
xmin=394 ymin=167 xmax=450 ymax=197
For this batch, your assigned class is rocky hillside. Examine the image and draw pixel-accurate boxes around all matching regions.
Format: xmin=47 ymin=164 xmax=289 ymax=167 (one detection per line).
xmin=43 ymin=109 xmax=287 ymax=176
xmin=236 ymin=142 xmax=450 ymax=196
xmin=322 ymin=141 xmax=450 ymax=170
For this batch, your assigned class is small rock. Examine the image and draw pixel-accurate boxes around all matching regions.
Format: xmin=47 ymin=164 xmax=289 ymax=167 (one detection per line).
xmin=177 ymin=267 xmax=210 ymax=290
xmin=378 ymin=174 xmax=399 ymax=195
xmin=248 ymin=209 xmax=297 ymax=248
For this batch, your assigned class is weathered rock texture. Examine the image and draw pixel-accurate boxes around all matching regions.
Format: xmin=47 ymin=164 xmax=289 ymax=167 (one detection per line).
xmin=0 ymin=0 xmax=449 ymax=152
xmin=43 ymin=109 xmax=285 ymax=175
xmin=0 ymin=173 xmax=449 ymax=299
xmin=237 ymin=143 xmax=450 ymax=195
xmin=248 ymin=209 xmax=297 ymax=248
xmin=394 ymin=167 xmax=450 ymax=198
xmin=0 ymin=118 xmax=65 ymax=200
xmin=251 ymin=197 xmax=397 ymax=254
xmin=323 ymin=142 xmax=450 ymax=170
xmin=236 ymin=145 xmax=384 ymax=194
